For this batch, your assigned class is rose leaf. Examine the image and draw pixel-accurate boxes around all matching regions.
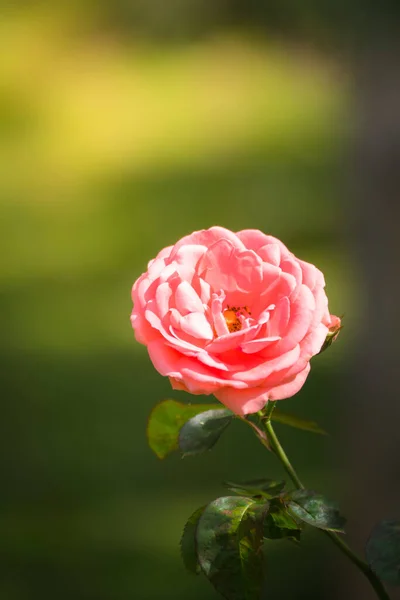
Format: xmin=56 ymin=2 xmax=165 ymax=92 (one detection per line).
xmin=286 ymin=490 xmax=346 ymax=532
xmin=196 ymin=496 xmax=268 ymax=600
xmin=178 ymin=409 xmax=234 ymax=457
xmin=264 ymin=499 xmax=302 ymax=542
xmin=147 ymin=399 xmax=225 ymax=459
xmin=271 ymin=409 xmax=328 ymax=435
xmin=224 ymin=478 xmax=286 ymax=499
xmin=366 ymin=519 xmax=400 ymax=585
xmin=180 ymin=505 xmax=206 ymax=574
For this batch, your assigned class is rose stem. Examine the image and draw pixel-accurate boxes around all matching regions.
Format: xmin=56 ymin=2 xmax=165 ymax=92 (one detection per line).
xmin=259 ymin=401 xmax=391 ymax=600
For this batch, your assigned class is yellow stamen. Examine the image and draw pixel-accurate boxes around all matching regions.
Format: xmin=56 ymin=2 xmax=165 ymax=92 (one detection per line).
xmin=223 ymin=309 xmax=241 ymax=333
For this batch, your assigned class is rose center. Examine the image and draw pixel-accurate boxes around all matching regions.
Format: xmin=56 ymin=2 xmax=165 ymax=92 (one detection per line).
xmin=223 ymin=305 xmax=251 ymax=333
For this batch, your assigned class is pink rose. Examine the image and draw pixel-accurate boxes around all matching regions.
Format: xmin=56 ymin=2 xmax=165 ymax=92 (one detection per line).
xmin=131 ymin=227 xmax=339 ymax=416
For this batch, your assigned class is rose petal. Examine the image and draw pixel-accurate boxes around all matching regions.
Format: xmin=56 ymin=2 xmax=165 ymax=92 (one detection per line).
xmin=148 ymin=340 xmax=249 ymax=394
xmin=232 ymin=345 xmax=300 ymax=385
xmin=214 ymin=386 xmax=270 ymax=416
xmin=206 ymin=322 xmax=262 ymax=354
xmin=310 ymin=285 xmax=329 ymax=329
xmin=267 ymin=296 xmax=290 ymax=337
xmin=197 ymin=352 xmax=230 ymax=371
xmin=281 ymin=258 xmax=302 ymax=292
xmin=169 ymin=377 xmax=190 ymax=392
xmin=298 ymin=259 xmax=318 ymax=291
xmin=240 ymin=336 xmax=281 ymax=354
xmin=147 ymin=340 xmax=183 ymax=379
xmin=179 ymin=312 xmax=214 ymax=341
xmin=234 ymin=250 xmax=263 ymax=291
xmin=170 ymin=245 xmax=207 ymax=282
xmin=145 ymin=306 xmax=203 ymax=355
xmin=192 ymin=276 xmax=211 ymax=305
xmin=197 ymin=239 xmax=236 ymax=291
xmin=158 ymin=263 xmax=179 ymax=283
xmin=147 ymin=256 xmax=169 ymax=281
xmin=132 ymin=273 xmax=150 ymax=306
xmin=236 ymin=230 xmax=292 ymax=261
xmin=174 ymin=280 xmax=204 ymax=315
xmin=265 ymin=285 xmax=315 ymax=357
xmin=130 ymin=312 xmax=159 ymax=345
xmin=298 ymin=322 xmax=328 ymax=360
xmin=258 ymin=243 xmax=281 ymax=266
xmin=261 ymin=263 xmax=282 ymax=289
xmin=180 ymin=362 xmax=248 ymax=393
xmin=211 ymin=291 xmax=229 ymax=337
xmin=252 ymin=271 xmax=296 ymax=315
xmin=171 ymin=227 xmax=246 ymax=258
xmin=198 ymin=240 xmax=263 ymax=293
xmin=268 ymin=363 xmax=311 ymax=400
xmin=155 ymin=282 xmax=173 ymax=317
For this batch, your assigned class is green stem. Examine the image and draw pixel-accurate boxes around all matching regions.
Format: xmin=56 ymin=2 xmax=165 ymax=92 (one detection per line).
xmin=260 ymin=402 xmax=390 ymax=600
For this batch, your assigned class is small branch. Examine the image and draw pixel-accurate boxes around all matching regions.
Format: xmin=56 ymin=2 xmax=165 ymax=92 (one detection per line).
xmin=238 ymin=416 xmax=271 ymax=450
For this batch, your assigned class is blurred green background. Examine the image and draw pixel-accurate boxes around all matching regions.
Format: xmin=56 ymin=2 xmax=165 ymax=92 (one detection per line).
xmin=0 ymin=2 xmax=372 ymax=599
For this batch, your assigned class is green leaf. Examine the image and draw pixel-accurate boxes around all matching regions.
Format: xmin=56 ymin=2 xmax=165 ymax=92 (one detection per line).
xmin=366 ymin=519 xmax=400 ymax=585
xmin=178 ymin=409 xmax=233 ymax=457
xmin=224 ymin=478 xmax=286 ymax=499
xmin=264 ymin=499 xmax=302 ymax=542
xmin=180 ymin=506 xmax=206 ymax=574
xmin=286 ymin=490 xmax=346 ymax=532
xmin=196 ymin=496 xmax=267 ymax=600
xmin=271 ymin=409 xmax=327 ymax=435
xmin=147 ymin=399 xmax=221 ymax=459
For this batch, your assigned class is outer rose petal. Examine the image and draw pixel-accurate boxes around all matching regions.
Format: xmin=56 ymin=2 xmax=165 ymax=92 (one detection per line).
xmin=171 ymin=226 xmax=246 ymax=257
xmin=258 ymin=243 xmax=281 ymax=266
xmin=236 ymin=229 xmax=292 ymax=260
xmin=299 ymin=323 xmax=329 ymax=362
xmin=147 ymin=340 xmax=247 ymax=395
xmin=168 ymin=245 xmax=207 ymax=282
xmin=169 ymin=377 xmax=191 ymax=393
xmin=214 ymin=362 xmax=309 ymax=414
xmin=231 ymin=345 xmax=300 ymax=385
xmin=130 ymin=312 xmax=159 ymax=345
xmin=268 ymin=363 xmax=311 ymax=400
xmin=298 ymin=259 xmax=318 ymax=291
xmin=214 ymin=386 xmax=270 ymax=416
xmin=155 ymin=282 xmax=173 ymax=317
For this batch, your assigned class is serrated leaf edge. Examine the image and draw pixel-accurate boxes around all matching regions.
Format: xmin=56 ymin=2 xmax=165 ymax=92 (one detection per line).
xmin=178 ymin=409 xmax=233 ymax=457
xmin=286 ymin=491 xmax=346 ymax=532
xmin=196 ymin=496 xmax=268 ymax=598
xmin=180 ymin=505 xmax=207 ymax=575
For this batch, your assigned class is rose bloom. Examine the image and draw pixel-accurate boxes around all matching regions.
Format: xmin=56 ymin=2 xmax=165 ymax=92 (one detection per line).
xmin=131 ymin=227 xmax=339 ymax=415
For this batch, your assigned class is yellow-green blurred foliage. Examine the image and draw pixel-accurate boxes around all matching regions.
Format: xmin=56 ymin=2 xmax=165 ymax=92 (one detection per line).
xmin=1 ymin=4 xmax=357 ymax=599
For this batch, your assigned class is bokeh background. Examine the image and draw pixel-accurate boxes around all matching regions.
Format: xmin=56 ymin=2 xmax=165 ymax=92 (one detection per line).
xmin=2 ymin=2 xmax=400 ymax=599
